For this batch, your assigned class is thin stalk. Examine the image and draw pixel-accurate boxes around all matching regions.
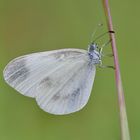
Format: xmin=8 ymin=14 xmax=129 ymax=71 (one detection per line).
xmin=102 ymin=0 xmax=131 ymax=140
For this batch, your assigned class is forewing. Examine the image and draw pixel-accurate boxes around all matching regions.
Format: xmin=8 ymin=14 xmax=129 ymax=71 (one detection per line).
xmin=3 ymin=49 xmax=87 ymax=98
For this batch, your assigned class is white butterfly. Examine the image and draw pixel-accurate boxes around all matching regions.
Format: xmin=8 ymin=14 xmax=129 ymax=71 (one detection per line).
xmin=3 ymin=44 xmax=102 ymax=115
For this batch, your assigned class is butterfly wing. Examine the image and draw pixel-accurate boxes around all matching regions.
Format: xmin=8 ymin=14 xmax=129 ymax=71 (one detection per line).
xmin=36 ymin=61 xmax=96 ymax=115
xmin=3 ymin=48 xmax=96 ymax=115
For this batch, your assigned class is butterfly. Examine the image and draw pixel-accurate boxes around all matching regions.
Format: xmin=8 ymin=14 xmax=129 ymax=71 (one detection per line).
xmin=3 ymin=30 xmax=114 ymax=115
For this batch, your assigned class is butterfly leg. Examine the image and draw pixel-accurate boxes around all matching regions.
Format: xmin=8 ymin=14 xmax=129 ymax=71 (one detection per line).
xmin=99 ymin=39 xmax=112 ymax=52
xmin=99 ymin=39 xmax=113 ymax=60
xmin=98 ymin=60 xmax=115 ymax=69
xmin=100 ymin=39 xmax=112 ymax=49
xmin=102 ymin=53 xmax=114 ymax=57
xmin=99 ymin=65 xmax=115 ymax=69
xmin=99 ymin=30 xmax=115 ymax=50
xmin=98 ymin=38 xmax=115 ymax=69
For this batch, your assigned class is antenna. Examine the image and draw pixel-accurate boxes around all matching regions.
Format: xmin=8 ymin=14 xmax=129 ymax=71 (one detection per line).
xmin=89 ymin=23 xmax=103 ymax=44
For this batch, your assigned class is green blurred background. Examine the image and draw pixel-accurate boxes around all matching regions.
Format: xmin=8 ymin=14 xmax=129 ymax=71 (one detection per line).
xmin=0 ymin=0 xmax=139 ymax=140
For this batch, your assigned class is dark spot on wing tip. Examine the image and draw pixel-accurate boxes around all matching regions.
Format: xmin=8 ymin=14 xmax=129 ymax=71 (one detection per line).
xmin=8 ymin=68 xmax=29 ymax=82
xmin=7 ymin=59 xmax=30 ymax=84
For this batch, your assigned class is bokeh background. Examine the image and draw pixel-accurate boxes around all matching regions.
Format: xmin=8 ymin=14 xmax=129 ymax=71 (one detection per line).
xmin=0 ymin=0 xmax=139 ymax=140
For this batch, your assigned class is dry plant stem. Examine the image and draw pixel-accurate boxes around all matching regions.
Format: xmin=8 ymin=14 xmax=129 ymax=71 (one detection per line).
xmin=102 ymin=0 xmax=130 ymax=140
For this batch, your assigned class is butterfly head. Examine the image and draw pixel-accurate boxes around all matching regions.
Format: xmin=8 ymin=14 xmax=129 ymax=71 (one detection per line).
xmin=88 ymin=43 xmax=98 ymax=52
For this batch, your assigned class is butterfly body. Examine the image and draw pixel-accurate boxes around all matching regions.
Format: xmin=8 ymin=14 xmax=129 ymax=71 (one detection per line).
xmin=88 ymin=43 xmax=101 ymax=64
